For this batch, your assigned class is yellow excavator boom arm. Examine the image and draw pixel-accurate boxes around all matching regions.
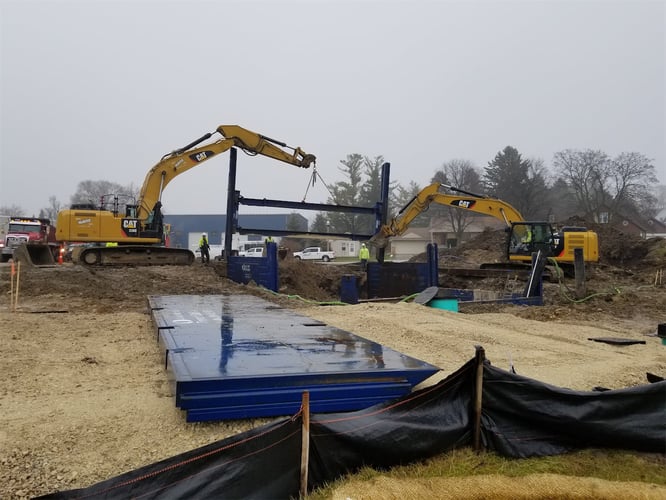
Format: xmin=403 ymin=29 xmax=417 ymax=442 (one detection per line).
xmin=136 ymin=125 xmax=316 ymax=220
xmin=371 ymin=182 xmax=525 ymax=248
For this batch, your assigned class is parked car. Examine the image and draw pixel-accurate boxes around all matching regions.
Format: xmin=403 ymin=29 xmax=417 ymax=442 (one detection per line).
xmin=292 ymin=247 xmax=335 ymax=262
xmin=238 ymin=247 xmax=265 ymax=257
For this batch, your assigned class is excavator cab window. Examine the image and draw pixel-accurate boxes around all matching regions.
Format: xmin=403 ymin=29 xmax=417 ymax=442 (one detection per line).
xmin=509 ymin=222 xmax=555 ymax=258
xmin=125 ymin=205 xmax=138 ymax=218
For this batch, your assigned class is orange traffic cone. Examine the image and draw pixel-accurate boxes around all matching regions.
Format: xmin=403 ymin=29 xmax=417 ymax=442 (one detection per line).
xmin=58 ymin=245 xmax=64 ymax=265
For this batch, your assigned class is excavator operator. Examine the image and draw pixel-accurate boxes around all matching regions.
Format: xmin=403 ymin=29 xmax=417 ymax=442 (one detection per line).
xmin=522 ymin=227 xmax=533 ymax=243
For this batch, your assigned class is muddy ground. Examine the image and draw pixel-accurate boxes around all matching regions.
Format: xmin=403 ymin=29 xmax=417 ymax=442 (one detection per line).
xmin=1 ymin=231 xmax=665 ymax=499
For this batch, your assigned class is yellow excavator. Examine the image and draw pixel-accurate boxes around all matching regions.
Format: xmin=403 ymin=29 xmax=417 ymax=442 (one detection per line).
xmin=56 ymin=125 xmax=316 ymax=265
xmin=370 ymin=182 xmax=599 ymax=267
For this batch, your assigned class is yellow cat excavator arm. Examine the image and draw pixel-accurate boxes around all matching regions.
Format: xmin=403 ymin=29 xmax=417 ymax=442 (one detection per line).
xmin=56 ymin=125 xmax=316 ymax=266
xmin=370 ymin=182 xmax=524 ymax=249
xmin=136 ymin=125 xmax=316 ymax=221
xmin=369 ymin=182 xmax=599 ymax=266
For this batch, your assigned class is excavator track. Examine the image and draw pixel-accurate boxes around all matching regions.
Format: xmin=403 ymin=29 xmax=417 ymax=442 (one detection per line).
xmin=79 ymin=246 xmax=194 ymax=266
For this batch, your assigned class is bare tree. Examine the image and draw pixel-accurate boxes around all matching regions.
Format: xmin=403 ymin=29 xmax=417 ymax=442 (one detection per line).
xmin=548 ymin=178 xmax=580 ymax=222
xmin=654 ymin=185 xmax=666 ymax=220
xmin=432 ymin=159 xmax=482 ymax=191
xmin=70 ymin=180 xmax=138 ymax=210
xmin=38 ymin=196 xmax=62 ymax=222
xmin=0 ymin=204 xmax=26 ymax=217
xmin=553 ymin=149 xmax=658 ymax=222
xmin=431 ymin=159 xmax=482 ymax=241
xmin=610 ymin=152 xmax=659 ymax=217
xmin=391 ymin=180 xmax=422 ymax=218
xmin=552 ymin=149 xmax=608 ymax=219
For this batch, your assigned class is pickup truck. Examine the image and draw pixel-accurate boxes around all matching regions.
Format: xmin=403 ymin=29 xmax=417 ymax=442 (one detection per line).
xmin=292 ymin=247 xmax=335 ymax=262
xmin=238 ymin=247 xmax=265 ymax=257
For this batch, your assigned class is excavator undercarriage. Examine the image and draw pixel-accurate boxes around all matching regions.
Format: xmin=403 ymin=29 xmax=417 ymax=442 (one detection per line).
xmin=78 ymin=246 xmax=195 ymax=266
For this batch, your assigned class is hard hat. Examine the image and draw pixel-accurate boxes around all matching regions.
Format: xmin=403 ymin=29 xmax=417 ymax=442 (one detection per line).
xmin=361 ymin=243 xmax=366 ymax=247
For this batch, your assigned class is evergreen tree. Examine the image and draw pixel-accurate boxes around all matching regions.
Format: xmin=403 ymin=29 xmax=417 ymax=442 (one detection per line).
xmin=484 ymin=146 xmax=547 ymax=218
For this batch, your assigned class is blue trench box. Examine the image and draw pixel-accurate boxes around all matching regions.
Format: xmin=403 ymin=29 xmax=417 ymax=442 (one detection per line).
xmin=149 ymin=294 xmax=440 ymax=422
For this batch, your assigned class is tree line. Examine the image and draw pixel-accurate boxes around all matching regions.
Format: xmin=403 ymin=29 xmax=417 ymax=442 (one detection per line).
xmin=306 ymin=147 xmax=664 ymax=239
xmin=0 ymin=180 xmax=139 ymax=222
xmin=2 ymin=148 xmax=664 ymax=238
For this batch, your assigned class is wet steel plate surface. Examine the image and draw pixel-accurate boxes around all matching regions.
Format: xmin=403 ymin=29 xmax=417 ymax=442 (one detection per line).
xmin=149 ymin=295 xmax=440 ymax=422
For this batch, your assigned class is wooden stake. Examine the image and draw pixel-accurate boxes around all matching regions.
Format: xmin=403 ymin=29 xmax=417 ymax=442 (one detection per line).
xmin=300 ymin=391 xmax=310 ymax=499
xmin=14 ymin=261 xmax=21 ymax=311
xmin=10 ymin=260 xmax=15 ymax=312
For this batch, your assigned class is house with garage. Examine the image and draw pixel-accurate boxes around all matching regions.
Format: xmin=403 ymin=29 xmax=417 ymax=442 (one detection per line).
xmin=377 ymin=215 xmax=509 ymax=261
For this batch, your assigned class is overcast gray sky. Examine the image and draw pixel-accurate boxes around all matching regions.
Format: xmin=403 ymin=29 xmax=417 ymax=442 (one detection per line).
xmin=1 ymin=0 xmax=664 ymax=217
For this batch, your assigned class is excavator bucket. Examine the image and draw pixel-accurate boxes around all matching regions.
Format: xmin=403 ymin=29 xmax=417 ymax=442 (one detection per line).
xmin=367 ymin=233 xmax=388 ymax=249
xmin=12 ymin=243 xmax=56 ymax=266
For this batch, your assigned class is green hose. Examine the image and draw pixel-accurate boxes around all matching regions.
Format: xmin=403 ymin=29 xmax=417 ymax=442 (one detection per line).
xmin=261 ymin=287 xmax=348 ymax=306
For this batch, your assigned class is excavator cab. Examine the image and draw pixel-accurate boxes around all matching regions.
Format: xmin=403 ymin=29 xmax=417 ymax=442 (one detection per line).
xmin=507 ymin=222 xmax=556 ymax=262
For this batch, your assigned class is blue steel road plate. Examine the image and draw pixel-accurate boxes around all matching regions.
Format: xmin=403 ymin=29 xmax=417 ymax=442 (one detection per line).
xmin=149 ymin=294 xmax=440 ymax=422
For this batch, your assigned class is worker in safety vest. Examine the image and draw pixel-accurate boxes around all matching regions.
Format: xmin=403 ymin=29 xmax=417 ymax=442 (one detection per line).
xmin=520 ymin=228 xmax=533 ymax=252
xmin=263 ymin=236 xmax=274 ymax=257
xmin=359 ymin=243 xmax=370 ymax=271
xmin=199 ymin=233 xmax=210 ymax=263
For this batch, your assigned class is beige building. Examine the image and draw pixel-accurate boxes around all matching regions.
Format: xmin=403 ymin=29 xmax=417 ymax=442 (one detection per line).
xmin=386 ymin=215 xmax=508 ymax=261
xmin=329 ymin=238 xmax=359 ymax=258
xmin=388 ymin=228 xmax=432 ymax=261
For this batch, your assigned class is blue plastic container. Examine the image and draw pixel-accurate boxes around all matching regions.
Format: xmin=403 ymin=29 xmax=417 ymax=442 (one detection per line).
xmin=428 ymin=298 xmax=458 ymax=312
xmin=340 ymin=275 xmax=359 ymax=304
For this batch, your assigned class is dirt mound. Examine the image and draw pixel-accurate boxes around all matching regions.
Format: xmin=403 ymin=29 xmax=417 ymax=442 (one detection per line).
xmin=2 ymin=259 xmax=362 ymax=312
xmin=435 ymin=225 xmax=666 ymax=271
xmin=276 ymin=259 xmax=362 ymax=302
xmin=4 ymin=229 xmax=664 ymax=325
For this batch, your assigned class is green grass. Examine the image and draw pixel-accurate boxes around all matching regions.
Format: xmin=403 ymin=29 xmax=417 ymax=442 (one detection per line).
xmin=305 ymin=448 xmax=666 ymax=499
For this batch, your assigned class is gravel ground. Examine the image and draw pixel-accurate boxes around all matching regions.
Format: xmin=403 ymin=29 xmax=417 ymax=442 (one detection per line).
xmin=1 ymin=259 xmax=664 ymax=499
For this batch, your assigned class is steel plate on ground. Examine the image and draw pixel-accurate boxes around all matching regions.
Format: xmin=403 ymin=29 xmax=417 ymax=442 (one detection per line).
xmin=148 ymin=294 xmax=440 ymax=422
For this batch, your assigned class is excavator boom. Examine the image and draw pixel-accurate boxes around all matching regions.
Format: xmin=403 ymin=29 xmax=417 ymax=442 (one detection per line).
xmin=56 ymin=124 xmax=316 ymax=265
xmin=136 ymin=125 xmax=316 ymax=221
xmin=370 ymin=182 xmax=524 ymax=248
xmin=369 ymin=182 xmax=599 ymax=266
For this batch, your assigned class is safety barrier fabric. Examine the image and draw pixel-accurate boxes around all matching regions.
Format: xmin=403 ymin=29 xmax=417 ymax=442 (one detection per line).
xmin=38 ymin=356 xmax=665 ymax=499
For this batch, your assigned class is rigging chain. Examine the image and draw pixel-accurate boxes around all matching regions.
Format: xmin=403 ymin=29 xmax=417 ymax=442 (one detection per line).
xmin=302 ymin=165 xmax=336 ymax=202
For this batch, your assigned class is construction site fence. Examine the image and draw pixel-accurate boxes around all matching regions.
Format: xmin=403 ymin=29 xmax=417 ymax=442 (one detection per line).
xmin=39 ymin=349 xmax=665 ymax=500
